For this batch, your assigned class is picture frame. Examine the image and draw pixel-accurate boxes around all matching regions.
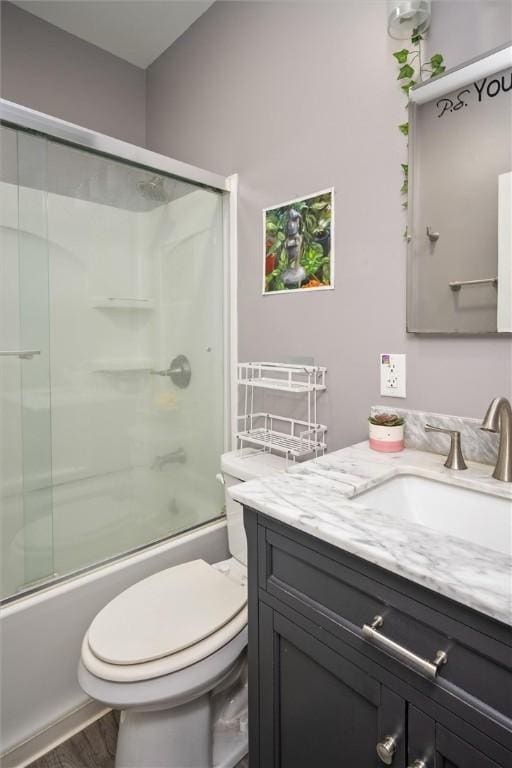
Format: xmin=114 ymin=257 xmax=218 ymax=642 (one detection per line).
xmin=263 ymin=187 xmax=334 ymax=295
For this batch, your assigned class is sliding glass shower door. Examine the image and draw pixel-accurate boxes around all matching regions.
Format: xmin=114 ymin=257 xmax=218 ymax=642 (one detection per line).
xmin=1 ymin=126 xmax=54 ymax=596
xmin=1 ymin=124 xmax=226 ymax=600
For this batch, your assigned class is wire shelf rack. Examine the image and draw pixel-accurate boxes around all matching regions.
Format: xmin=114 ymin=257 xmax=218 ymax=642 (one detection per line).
xmin=238 ymin=362 xmax=326 ymax=393
xmin=237 ymin=414 xmax=327 ymax=460
xmin=236 ymin=362 xmax=327 ymax=462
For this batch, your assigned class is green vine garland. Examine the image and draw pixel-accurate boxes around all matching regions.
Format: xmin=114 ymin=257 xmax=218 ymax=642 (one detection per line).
xmin=393 ymin=28 xmax=446 ymax=232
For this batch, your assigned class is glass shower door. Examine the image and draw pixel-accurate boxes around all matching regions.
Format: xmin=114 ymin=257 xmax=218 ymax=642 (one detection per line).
xmin=0 ymin=127 xmax=54 ymax=598
xmin=1 ymin=121 xmax=227 ymax=600
xmin=44 ymin=139 xmax=225 ymax=577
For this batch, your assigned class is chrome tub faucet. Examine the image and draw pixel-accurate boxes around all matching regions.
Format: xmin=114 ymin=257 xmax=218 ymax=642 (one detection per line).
xmin=481 ymin=397 xmax=512 ymax=482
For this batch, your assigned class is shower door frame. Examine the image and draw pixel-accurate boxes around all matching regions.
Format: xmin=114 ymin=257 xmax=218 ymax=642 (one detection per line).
xmin=0 ymin=98 xmax=239 ymax=597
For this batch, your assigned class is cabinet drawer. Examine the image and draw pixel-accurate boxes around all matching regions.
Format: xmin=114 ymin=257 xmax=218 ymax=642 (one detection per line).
xmin=261 ymin=525 xmax=512 ymax=720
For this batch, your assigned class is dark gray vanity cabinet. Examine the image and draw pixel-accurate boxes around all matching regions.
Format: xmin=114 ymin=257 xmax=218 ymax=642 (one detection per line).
xmin=258 ymin=603 xmax=406 ymax=768
xmin=244 ymin=509 xmax=512 ymax=768
xmin=408 ymin=706 xmax=503 ymax=768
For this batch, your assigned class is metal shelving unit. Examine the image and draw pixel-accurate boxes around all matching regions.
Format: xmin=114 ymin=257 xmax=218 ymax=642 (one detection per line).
xmin=237 ymin=362 xmax=327 ymax=462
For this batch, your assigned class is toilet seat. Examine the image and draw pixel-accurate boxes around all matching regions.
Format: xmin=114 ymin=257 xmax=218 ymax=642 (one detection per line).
xmin=78 ymin=625 xmax=248 ymax=713
xmin=82 ymin=559 xmax=247 ymax=683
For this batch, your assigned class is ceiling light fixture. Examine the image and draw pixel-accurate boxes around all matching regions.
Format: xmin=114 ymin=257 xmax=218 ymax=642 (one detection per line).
xmin=387 ymin=0 xmax=431 ymax=40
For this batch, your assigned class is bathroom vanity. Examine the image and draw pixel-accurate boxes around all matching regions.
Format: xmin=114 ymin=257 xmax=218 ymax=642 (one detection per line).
xmin=231 ymin=443 xmax=512 ymax=767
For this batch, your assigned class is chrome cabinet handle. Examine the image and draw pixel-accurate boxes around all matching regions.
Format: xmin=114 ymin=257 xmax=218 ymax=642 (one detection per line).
xmin=376 ymin=735 xmax=397 ymax=765
xmin=362 ymin=616 xmax=447 ymax=680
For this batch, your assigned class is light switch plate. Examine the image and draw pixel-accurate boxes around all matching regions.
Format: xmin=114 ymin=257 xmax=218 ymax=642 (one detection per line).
xmin=380 ymin=353 xmax=406 ymax=398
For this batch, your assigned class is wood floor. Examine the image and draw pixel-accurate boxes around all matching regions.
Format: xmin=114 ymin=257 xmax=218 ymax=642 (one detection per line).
xmin=28 ymin=713 xmax=118 ymax=768
xmin=27 ymin=712 xmax=249 ymax=768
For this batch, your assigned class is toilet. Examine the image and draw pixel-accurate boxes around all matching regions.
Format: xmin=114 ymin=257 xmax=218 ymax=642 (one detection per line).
xmin=78 ymin=449 xmax=286 ymax=768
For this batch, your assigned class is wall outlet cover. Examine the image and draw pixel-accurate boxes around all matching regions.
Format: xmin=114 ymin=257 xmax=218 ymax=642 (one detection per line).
xmin=380 ymin=353 xmax=406 ymax=398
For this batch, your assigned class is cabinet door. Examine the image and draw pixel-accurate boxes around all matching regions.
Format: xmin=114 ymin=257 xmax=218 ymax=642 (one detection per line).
xmin=258 ymin=603 xmax=406 ymax=768
xmin=408 ymin=705 xmax=508 ymax=768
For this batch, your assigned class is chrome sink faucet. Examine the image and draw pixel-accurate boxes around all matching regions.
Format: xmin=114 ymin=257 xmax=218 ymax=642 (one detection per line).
xmin=481 ymin=397 xmax=512 ymax=482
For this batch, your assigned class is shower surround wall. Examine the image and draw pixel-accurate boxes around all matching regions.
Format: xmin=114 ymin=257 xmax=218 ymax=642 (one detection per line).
xmin=146 ymin=0 xmax=512 ymax=449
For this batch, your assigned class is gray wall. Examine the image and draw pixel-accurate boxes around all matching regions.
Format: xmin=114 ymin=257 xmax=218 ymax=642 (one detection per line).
xmin=147 ymin=0 xmax=512 ymax=450
xmin=1 ymin=0 xmax=510 ymax=450
xmin=0 ymin=2 xmax=146 ymax=146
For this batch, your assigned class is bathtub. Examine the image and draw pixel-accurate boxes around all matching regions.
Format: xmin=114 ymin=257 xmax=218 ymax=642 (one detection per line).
xmin=0 ymin=517 xmax=229 ymax=767
xmin=2 ymin=465 xmax=223 ymax=596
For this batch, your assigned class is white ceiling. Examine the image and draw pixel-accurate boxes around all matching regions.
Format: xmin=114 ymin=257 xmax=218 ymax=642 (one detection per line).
xmin=11 ymin=1 xmax=215 ymax=68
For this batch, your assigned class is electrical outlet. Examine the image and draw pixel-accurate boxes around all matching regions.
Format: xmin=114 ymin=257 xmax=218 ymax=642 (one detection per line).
xmin=380 ymin=353 xmax=406 ymax=398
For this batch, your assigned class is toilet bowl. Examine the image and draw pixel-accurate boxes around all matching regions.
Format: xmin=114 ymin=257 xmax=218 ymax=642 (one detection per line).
xmin=79 ymin=449 xmax=286 ymax=768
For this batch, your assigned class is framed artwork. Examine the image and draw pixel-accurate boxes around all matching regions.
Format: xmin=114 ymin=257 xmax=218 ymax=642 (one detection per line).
xmin=263 ymin=188 xmax=334 ymax=294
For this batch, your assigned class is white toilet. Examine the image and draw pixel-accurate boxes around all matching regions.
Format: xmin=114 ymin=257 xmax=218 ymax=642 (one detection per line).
xmin=78 ymin=449 xmax=286 ymax=768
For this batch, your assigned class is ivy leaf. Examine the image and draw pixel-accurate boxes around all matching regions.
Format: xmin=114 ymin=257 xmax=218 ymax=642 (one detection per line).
xmin=411 ymin=26 xmax=423 ymax=45
xmin=401 ymin=80 xmax=416 ymax=95
xmin=393 ymin=49 xmax=409 ymax=64
xmin=398 ymin=122 xmax=409 ymax=136
xmin=401 ymin=163 xmax=409 ymax=176
xmin=402 ymin=201 xmax=408 ymax=209
xmin=400 ymin=180 xmax=408 ymax=194
xmin=398 ymin=64 xmax=414 ymax=80
xmin=430 ymin=53 xmax=444 ymax=68
xmin=431 ymin=65 xmax=446 ymax=78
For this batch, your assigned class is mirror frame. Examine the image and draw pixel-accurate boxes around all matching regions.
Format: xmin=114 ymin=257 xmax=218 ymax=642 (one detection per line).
xmin=407 ymin=42 xmax=512 ymax=335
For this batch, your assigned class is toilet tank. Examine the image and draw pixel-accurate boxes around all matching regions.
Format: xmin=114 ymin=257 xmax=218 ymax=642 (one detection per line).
xmin=220 ymin=450 xmax=287 ymax=566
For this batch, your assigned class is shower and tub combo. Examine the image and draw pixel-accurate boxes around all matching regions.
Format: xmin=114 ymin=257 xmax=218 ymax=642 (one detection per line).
xmin=0 ymin=100 xmax=238 ymax=766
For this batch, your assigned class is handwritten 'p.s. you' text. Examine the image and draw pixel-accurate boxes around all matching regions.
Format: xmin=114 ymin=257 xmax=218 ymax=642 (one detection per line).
xmin=436 ymin=70 xmax=511 ymax=118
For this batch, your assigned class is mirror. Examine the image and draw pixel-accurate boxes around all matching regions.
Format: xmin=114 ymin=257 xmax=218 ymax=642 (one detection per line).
xmin=407 ymin=44 xmax=511 ymax=334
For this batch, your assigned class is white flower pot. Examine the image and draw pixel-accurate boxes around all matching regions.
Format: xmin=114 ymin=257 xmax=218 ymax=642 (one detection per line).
xmin=369 ymin=422 xmax=405 ymax=453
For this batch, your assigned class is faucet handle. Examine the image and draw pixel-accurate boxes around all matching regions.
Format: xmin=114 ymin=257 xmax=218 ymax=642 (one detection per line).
xmin=424 ymin=424 xmax=468 ymax=471
xmin=425 ymin=424 xmax=456 ymax=435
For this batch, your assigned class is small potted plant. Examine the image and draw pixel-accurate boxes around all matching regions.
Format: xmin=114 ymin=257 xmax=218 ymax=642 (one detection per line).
xmin=368 ymin=412 xmax=405 ymax=452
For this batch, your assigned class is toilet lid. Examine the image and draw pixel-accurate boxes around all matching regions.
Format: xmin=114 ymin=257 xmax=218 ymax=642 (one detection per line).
xmin=88 ymin=560 xmax=247 ymax=665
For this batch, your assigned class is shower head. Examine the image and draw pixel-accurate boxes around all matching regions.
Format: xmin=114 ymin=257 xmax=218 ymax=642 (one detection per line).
xmin=137 ymin=175 xmax=171 ymax=204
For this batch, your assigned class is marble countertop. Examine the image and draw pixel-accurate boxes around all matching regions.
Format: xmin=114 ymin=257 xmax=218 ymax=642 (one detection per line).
xmin=229 ymin=443 xmax=512 ymax=625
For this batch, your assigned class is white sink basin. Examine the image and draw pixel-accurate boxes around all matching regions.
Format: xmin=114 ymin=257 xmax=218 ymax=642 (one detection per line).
xmin=354 ymin=475 xmax=511 ymax=556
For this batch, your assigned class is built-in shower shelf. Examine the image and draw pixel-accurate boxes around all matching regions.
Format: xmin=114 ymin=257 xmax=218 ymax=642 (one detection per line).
xmin=92 ymin=359 xmax=154 ymax=373
xmin=90 ymin=297 xmax=155 ymax=310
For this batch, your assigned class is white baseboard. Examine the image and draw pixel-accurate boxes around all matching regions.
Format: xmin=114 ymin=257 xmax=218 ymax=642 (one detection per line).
xmin=1 ymin=700 xmax=110 ymax=768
